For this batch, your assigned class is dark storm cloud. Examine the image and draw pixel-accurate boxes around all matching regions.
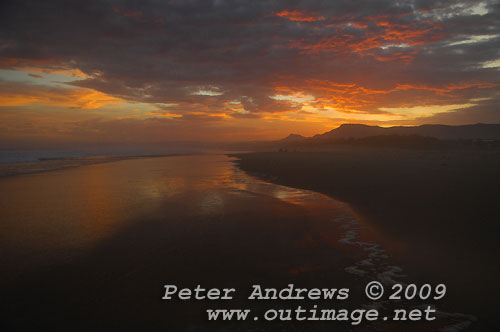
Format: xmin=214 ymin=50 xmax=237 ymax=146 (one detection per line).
xmin=0 ymin=0 xmax=499 ymax=119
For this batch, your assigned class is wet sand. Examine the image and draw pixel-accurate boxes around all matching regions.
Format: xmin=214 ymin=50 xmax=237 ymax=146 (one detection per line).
xmin=0 ymin=153 xmax=496 ymax=331
xmin=1 ymin=189 xmax=355 ymax=331
xmin=234 ymin=147 xmax=500 ymax=329
xmin=0 ymin=155 xmax=370 ymax=331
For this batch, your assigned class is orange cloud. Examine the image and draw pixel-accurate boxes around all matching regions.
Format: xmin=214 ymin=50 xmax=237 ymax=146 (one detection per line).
xmin=288 ymin=18 xmax=444 ymax=62
xmin=0 ymin=56 xmax=57 ymax=68
xmin=393 ymin=82 xmax=499 ymax=95
xmin=0 ymin=57 xmax=90 ymax=78
xmin=0 ymin=86 xmax=123 ymax=109
xmin=268 ymin=76 xmax=498 ymax=119
xmin=276 ymin=10 xmax=325 ymax=22
xmin=374 ymin=50 xmax=419 ymax=64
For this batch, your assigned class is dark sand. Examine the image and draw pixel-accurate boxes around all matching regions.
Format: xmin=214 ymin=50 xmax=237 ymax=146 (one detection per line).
xmin=234 ymin=147 xmax=500 ymax=329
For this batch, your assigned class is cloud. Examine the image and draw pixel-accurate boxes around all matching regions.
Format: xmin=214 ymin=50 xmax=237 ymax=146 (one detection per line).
xmin=0 ymin=0 xmax=499 ymax=143
xmin=0 ymin=80 xmax=123 ymax=109
xmin=275 ymin=10 xmax=326 ymax=22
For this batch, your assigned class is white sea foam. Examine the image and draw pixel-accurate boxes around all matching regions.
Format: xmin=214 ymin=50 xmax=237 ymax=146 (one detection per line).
xmin=229 ymin=164 xmax=478 ymax=331
xmin=330 ymin=199 xmax=477 ymax=331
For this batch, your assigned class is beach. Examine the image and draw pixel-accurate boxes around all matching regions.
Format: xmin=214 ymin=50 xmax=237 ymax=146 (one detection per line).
xmin=0 ymin=152 xmax=495 ymax=331
xmin=234 ymin=147 xmax=500 ymax=329
xmin=3 ymin=0 xmax=500 ymax=330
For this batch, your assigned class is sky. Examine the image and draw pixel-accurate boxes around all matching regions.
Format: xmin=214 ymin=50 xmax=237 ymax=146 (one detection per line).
xmin=0 ymin=0 xmax=499 ymax=146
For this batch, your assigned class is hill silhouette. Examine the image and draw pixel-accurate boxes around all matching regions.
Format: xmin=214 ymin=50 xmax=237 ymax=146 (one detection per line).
xmin=274 ymin=123 xmax=500 ymax=149
xmin=307 ymin=123 xmax=500 ymax=141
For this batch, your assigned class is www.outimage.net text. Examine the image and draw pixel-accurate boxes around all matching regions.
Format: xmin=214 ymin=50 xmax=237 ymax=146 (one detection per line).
xmin=162 ymin=283 xmax=446 ymax=324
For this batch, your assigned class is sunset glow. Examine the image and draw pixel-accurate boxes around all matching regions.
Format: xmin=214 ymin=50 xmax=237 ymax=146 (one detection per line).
xmin=0 ymin=0 xmax=499 ymax=145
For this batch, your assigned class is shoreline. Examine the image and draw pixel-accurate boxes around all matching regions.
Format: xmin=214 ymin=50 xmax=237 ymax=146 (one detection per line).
xmin=231 ymin=148 xmax=500 ymax=328
xmin=0 ymin=154 xmax=182 ymax=178
xmin=231 ymin=148 xmax=500 ymax=253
